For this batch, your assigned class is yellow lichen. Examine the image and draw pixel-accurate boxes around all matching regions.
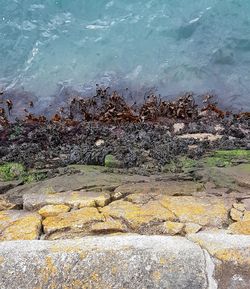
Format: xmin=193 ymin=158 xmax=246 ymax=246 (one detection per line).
xmin=163 ymin=221 xmax=184 ymax=235
xmin=152 ymin=271 xmax=161 ymax=283
xmin=101 ymin=200 xmax=175 ymax=230
xmin=50 ymin=244 xmax=87 ymax=260
xmin=229 ymin=220 xmax=250 ymax=235
xmin=38 ymin=204 xmax=70 ymax=218
xmin=0 ymin=213 xmax=41 ymax=241
xmin=90 ymin=219 xmax=126 ymax=233
xmin=215 ymin=249 xmax=250 ymax=265
xmin=160 ymin=196 xmax=228 ymax=226
xmin=243 ymin=211 xmax=250 ymax=221
xmin=43 ymin=207 xmax=104 ymax=235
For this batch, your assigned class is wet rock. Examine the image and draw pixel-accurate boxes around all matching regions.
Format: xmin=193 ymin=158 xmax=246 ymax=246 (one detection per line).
xmin=114 ymin=181 xmax=204 ymax=198
xmin=3 ymin=168 xmax=148 ymax=206
xmin=24 ymin=190 xmax=111 ymax=211
xmin=0 ymin=235 xmax=208 ymax=289
xmin=188 ymin=232 xmax=250 ymax=289
xmin=0 ymin=180 xmax=23 ymax=194
xmin=38 ymin=204 xmax=70 ymax=218
xmin=43 ymin=207 xmax=104 ymax=240
xmin=0 ymin=210 xmax=41 ymax=241
xmin=221 ymin=164 xmax=250 ymax=188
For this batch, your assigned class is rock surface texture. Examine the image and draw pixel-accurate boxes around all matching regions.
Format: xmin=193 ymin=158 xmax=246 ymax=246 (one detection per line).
xmin=0 ymin=160 xmax=250 ymax=288
xmin=0 ymin=234 xmax=249 ymax=289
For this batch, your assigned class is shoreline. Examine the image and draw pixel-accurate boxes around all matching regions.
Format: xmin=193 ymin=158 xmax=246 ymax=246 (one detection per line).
xmin=0 ymin=88 xmax=249 ymax=171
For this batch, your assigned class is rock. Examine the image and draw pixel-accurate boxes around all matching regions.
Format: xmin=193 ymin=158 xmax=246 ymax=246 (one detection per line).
xmin=114 ymin=181 xmax=203 ymax=198
xmin=23 ymin=190 xmax=111 ymax=211
xmin=221 ymin=164 xmax=250 ymax=188
xmin=230 ymin=208 xmax=244 ymax=221
xmin=188 ymin=232 xmax=250 ymax=289
xmin=160 ymin=196 xmax=230 ymax=227
xmin=43 ymin=207 xmax=104 ymax=240
xmin=0 ymin=210 xmax=41 ymax=241
xmin=243 ymin=211 xmax=250 ymax=221
xmin=0 ymin=235 xmax=208 ymax=289
xmin=163 ymin=221 xmax=184 ymax=235
xmin=104 ymin=154 xmax=122 ymax=168
xmin=101 ymin=200 xmax=176 ymax=232
xmin=90 ymin=219 xmax=127 ymax=234
xmin=3 ymin=169 xmax=148 ymax=206
xmin=0 ymin=198 xmax=16 ymax=211
xmin=178 ymin=133 xmax=223 ymax=142
xmin=228 ymin=220 xmax=250 ymax=235
xmin=184 ymin=223 xmax=202 ymax=234
xmin=0 ymin=180 xmax=23 ymax=194
xmin=173 ymin=123 xmax=185 ymax=133
xmin=38 ymin=204 xmax=70 ymax=218
xmin=242 ymin=199 xmax=250 ymax=210
xmin=95 ymin=139 xmax=105 ymax=146
xmin=233 ymin=202 xmax=246 ymax=212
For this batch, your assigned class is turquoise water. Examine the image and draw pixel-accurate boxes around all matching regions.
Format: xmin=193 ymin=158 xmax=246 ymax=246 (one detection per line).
xmin=1 ymin=0 xmax=250 ymax=109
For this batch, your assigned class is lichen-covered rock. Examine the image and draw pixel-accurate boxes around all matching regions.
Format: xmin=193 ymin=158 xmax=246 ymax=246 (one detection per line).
xmin=163 ymin=221 xmax=184 ymax=235
xmin=23 ymin=190 xmax=111 ymax=211
xmin=188 ymin=232 xmax=250 ymax=289
xmin=160 ymin=196 xmax=230 ymax=227
xmin=230 ymin=207 xmax=244 ymax=221
xmin=43 ymin=207 xmax=105 ymax=239
xmin=184 ymin=223 xmax=202 ymax=234
xmin=233 ymin=202 xmax=246 ymax=212
xmin=0 ymin=235 xmax=208 ymax=289
xmin=243 ymin=211 xmax=250 ymax=221
xmin=90 ymin=219 xmax=127 ymax=234
xmin=0 ymin=210 xmax=41 ymax=241
xmin=0 ymin=198 xmax=16 ymax=211
xmin=101 ymin=200 xmax=176 ymax=231
xmin=228 ymin=220 xmax=250 ymax=235
xmin=38 ymin=204 xmax=70 ymax=218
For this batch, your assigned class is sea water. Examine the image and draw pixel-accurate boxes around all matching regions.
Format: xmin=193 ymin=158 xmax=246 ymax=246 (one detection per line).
xmin=1 ymin=0 xmax=250 ymax=110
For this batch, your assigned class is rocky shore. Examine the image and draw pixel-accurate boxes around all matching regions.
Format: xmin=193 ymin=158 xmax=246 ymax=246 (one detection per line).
xmin=0 ymin=91 xmax=250 ymax=288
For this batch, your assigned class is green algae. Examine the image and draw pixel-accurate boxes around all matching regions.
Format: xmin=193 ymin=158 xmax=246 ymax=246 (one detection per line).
xmin=202 ymin=149 xmax=250 ymax=168
xmin=0 ymin=163 xmax=47 ymax=183
xmin=0 ymin=163 xmax=26 ymax=181
xmin=105 ymin=155 xmax=122 ymax=168
xmin=163 ymin=157 xmax=198 ymax=173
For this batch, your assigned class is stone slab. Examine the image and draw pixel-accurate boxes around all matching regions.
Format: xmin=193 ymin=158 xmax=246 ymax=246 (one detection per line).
xmin=0 ymin=235 xmax=207 ymax=289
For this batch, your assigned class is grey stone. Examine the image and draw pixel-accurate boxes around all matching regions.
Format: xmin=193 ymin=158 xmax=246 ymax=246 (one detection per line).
xmin=188 ymin=232 xmax=250 ymax=289
xmin=0 ymin=235 xmax=207 ymax=289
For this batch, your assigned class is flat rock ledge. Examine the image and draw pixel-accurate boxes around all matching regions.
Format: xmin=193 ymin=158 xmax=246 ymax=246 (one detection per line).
xmin=0 ymin=233 xmax=250 ymax=289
